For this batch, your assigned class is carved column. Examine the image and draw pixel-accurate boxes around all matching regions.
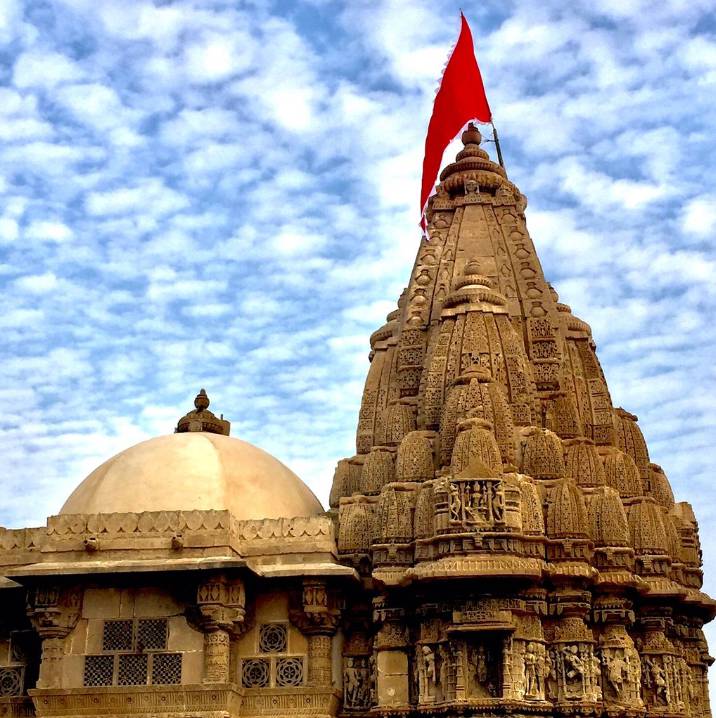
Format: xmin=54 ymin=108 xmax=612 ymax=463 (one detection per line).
xmin=289 ymin=579 xmax=340 ymax=688
xmin=592 ymin=595 xmax=644 ymax=713
xmin=26 ymin=584 xmax=82 ymax=689
xmin=196 ymin=574 xmax=246 ymax=684
xmin=373 ymin=598 xmax=410 ymax=709
xmin=546 ymin=590 xmax=601 ymax=710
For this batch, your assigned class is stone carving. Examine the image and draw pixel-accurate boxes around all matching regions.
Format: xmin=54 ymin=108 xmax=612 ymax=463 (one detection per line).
xmin=418 ymin=645 xmax=437 ymax=702
xmin=644 ymin=656 xmax=670 ymax=704
xmin=520 ymin=641 xmax=548 ymax=700
xmin=447 ymin=478 xmax=505 ymax=528
xmin=338 ymin=497 xmax=374 ymax=555
xmin=195 ymin=575 xmax=246 ymax=684
xmin=344 ymin=656 xmax=371 ymax=709
xmin=518 ymin=426 xmax=565 ymax=480
xmin=26 ymin=584 xmax=82 ymax=690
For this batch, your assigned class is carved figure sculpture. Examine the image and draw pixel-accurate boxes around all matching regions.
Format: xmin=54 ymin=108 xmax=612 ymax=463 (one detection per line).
xmin=562 ymin=645 xmax=585 ymax=698
xmin=645 ymin=657 xmax=670 ymax=704
xmin=420 ymin=645 xmax=437 ymax=701
xmin=344 ymin=657 xmax=370 ymax=709
xmin=524 ymin=642 xmax=538 ymax=697
xmin=604 ymin=651 xmax=626 ymax=695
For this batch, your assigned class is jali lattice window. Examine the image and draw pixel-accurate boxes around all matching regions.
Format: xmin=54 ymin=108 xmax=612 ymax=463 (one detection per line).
xmin=276 ymin=657 xmax=304 ymax=687
xmin=0 ymin=630 xmax=36 ymax=697
xmin=152 ymin=652 xmax=182 ymax=685
xmin=241 ymin=623 xmax=305 ymax=689
xmin=118 ymin=654 xmax=148 ymax=686
xmin=103 ymin=620 xmax=133 ymax=652
xmin=103 ymin=619 xmax=167 ymax=652
xmin=242 ymin=658 xmax=270 ymax=688
xmin=84 ymin=655 xmax=114 ymax=687
xmin=84 ymin=618 xmax=182 ymax=687
xmin=0 ymin=667 xmax=24 ymax=697
xmin=259 ymin=624 xmax=287 ymax=653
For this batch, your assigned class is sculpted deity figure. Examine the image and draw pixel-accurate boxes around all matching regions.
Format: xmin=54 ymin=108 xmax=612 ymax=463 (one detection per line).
xmin=463 ymin=482 xmax=479 ymax=523
xmin=490 ymin=481 xmax=505 ymax=522
xmin=344 ymin=657 xmax=372 ymax=709
xmin=688 ymin=667 xmax=697 ymax=700
xmin=563 ymin=645 xmax=584 ymax=681
xmin=562 ymin=645 xmax=585 ymax=697
xmin=524 ymin=642 xmax=538 ymax=697
xmin=345 ymin=657 xmax=359 ymax=696
xmin=449 ymin=483 xmax=462 ymax=523
xmin=605 ymin=651 xmax=627 ymax=696
xmin=545 ymin=649 xmax=558 ymax=699
xmin=464 ymin=178 xmax=480 ymax=195
xmin=589 ymin=651 xmax=602 ymax=700
xmin=645 ymin=657 xmax=669 ymax=704
xmin=421 ymin=645 xmax=437 ymax=699
xmin=439 ymin=645 xmax=450 ymax=697
xmin=536 ymin=644 xmax=547 ymax=697
xmin=475 ymin=644 xmax=488 ymax=685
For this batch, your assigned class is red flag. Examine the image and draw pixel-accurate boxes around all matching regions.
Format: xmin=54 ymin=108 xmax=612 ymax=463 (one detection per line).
xmin=420 ymin=13 xmax=492 ymax=230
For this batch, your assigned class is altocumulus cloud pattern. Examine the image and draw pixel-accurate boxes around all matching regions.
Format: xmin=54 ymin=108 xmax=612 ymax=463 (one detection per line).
xmin=0 ymin=1 xmax=715 ymax=674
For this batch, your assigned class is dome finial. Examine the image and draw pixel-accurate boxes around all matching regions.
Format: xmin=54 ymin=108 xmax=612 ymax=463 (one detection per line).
xmin=462 ymin=122 xmax=482 ymax=146
xmin=194 ymin=388 xmax=210 ymax=412
xmin=176 ymin=389 xmax=230 ymax=435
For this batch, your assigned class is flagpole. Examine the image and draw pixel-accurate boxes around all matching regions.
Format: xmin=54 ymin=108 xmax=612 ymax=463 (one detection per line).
xmin=491 ymin=121 xmax=506 ymax=172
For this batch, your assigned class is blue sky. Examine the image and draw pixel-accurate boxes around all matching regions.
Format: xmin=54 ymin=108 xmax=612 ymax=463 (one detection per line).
xmin=1 ymin=0 xmax=716 ymax=674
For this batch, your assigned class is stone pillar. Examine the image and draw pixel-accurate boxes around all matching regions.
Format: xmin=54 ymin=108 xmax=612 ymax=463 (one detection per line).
xmin=373 ymin=599 xmax=410 ymax=710
xmin=289 ymin=579 xmax=340 ymax=688
xmin=203 ymin=629 xmax=231 ymax=683
xmin=196 ymin=574 xmax=246 ymax=684
xmin=307 ymin=634 xmax=333 ymax=686
xmin=26 ymin=584 xmax=82 ymax=690
xmin=37 ymin=637 xmax=68 ymax=689
xmin=546 ymin=590 xmax=600 ymax=708
xmin=592 ymin=596 xmax=643 ymax=712
xmin=634 ymin=607 xmax=690 ymax=716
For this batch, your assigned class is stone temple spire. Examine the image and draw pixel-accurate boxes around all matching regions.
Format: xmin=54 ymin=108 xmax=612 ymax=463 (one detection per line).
xmin=331 ymin=129 xmax=714 ymax=716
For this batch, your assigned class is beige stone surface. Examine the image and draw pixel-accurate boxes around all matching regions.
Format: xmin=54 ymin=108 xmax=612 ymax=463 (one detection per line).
xmin=377 ymin=651 xmax=409 ymax=707
xmin=60 ymin=432 xmax=323 ymax=520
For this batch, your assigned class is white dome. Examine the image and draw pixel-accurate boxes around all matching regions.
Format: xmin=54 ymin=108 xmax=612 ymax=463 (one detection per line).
xmin=60 ymin=432 xmax=323 ymax=520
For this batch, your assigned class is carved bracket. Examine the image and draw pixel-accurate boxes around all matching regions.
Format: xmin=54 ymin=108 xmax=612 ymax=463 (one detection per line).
xmin=289 ymin=579 xmax=340 ymax=635
xmin=195 ymin=574 xmax=246 ymax=636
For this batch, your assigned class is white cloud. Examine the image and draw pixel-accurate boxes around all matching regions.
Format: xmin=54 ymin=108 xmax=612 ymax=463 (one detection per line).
xmin=14 ymin=272 xmax=59 ymax=292
xmin=0 ymin=217 xmax=19 ymax=242
xmin=184 ymin=35 xmax=254 ymax=83
xmin=0 ymin=0 xmax=25 ymax=45
xmin=24 ymin=220 xmax=74 ymax=243
xmin=85 ymin=179 xmax=189 ymax=216
xmin=270 ymin=228 xmax=327 ymax=255
xmin=54 ymin=83 xmax=141 ymax=133
xmin=682 ymin=195 xmax=716 ymax=236
xmin=13 ymin=51 xmax=84 ymax=88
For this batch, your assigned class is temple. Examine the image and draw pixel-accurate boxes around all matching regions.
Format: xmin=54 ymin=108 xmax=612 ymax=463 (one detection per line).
xmin=0 ymin=125 xmax=712 ymax=718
